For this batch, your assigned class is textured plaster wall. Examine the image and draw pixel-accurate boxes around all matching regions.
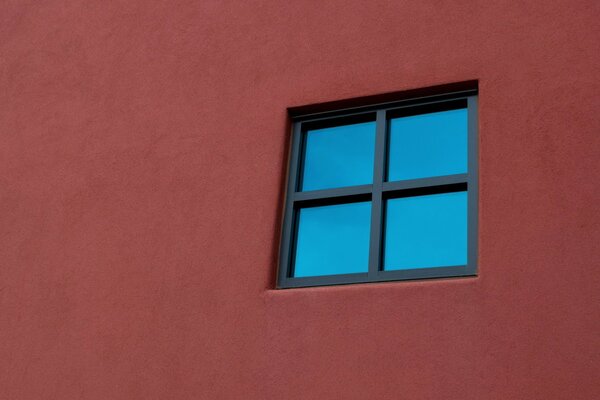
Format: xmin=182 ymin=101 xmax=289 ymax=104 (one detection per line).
xmin=1 ymin=1 xmax=599 ymax=399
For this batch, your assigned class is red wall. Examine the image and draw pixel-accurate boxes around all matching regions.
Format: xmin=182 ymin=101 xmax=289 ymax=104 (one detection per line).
xmin=1 ymin=1 xmax=599 ymax=399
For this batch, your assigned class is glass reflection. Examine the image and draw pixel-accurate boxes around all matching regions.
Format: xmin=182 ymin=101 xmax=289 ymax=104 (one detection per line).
xmin=293 ymin=201 xmax=371 ymax=277
xmin=301 ymin=121 xmax=375 ymax=191
xmin=384 ymin=192 xmax=467 ymax=270
xmin=388 ymin=108 xmax=467 ymax=181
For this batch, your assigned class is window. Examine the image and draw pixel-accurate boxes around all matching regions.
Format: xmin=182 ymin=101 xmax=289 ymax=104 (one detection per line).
xmin=278 ymin=84 xmax=478 ymax=288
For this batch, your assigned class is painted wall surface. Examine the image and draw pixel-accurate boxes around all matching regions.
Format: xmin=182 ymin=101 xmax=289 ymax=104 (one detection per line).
xmin=1 ymin=1 xmax=599 ymax=399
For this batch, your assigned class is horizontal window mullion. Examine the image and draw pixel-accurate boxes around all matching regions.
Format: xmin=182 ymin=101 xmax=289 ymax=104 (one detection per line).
xmin=383 ymin=174 xmax=468 ymax=193
xmin=383 ymin=182 xmax=467 ymax=200
xmin=293 ymin=184 xmax=373 ymax=202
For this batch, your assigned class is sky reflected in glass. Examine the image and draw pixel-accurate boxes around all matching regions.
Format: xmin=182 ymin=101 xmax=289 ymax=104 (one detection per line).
xmin=388 ymin=108 xmax=467 ymax=181
xmin=384 ymin=192 xmax=467 ymax=270
xmin=293 ymin=201 xmax=371 ymax=277
xmin=301 ymin=122 xmax=375 ymax=191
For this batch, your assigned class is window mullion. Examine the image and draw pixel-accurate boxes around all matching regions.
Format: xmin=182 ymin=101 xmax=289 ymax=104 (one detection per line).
xmin=368 ymin=110 xmax=387 ymax=280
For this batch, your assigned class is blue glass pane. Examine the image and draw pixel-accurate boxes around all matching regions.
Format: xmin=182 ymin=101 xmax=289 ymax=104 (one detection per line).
xmin=388 ymin=108 xmax=467 ymax=181
xmin=301 ymin=121 xmax=375 ymax=191
xmin=293 ymin=201 xmax=371 ymax=277
xmin=384 ymin=192 xmax=467 ymax=270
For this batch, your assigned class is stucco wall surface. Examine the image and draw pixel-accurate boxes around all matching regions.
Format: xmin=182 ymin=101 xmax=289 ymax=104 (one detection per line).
xmin=1 ymin=1 xmax=599 ymax=399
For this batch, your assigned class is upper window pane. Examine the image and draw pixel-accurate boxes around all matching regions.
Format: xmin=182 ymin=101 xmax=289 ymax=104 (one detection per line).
xmin=300 ymin=121 xmax=375 ymax=191
xmin=387 ymin=108 xmax=467 ymax=181
xmin=293 ymin=201 xmax=371 ymax=277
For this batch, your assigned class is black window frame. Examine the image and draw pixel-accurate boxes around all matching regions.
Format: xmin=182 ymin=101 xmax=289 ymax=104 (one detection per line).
xmin=278 ymin=85 xmax=478 ymax=288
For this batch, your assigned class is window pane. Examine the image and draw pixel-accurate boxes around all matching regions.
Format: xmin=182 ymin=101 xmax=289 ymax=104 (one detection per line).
xmin=293 ymin=201 xmax=371 ymax=277
xmin=387 ymin=108 xmax=467 ymax=181
xmin=384 ymin=192 xmax=467 ymax=270
xmin=301 ymin=121 xmax=375 ymax=191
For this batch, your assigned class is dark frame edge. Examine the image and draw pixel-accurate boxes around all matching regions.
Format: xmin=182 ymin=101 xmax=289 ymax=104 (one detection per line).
xmin=467 ymin=95 xmax=479 ymax=277
xmin=288 ymin=80 xmax=478 ymax=119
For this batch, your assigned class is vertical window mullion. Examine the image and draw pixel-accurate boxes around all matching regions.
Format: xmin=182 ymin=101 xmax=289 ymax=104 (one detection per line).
xmin=368 ymin=110 xmax=387 ymax=279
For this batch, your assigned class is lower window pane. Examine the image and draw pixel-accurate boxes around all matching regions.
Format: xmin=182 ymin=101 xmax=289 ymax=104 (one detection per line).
xmin=293 ymin=201 xmax=371 ymax=277
xmin=384 ymin=191 xmax=467 ymax=270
